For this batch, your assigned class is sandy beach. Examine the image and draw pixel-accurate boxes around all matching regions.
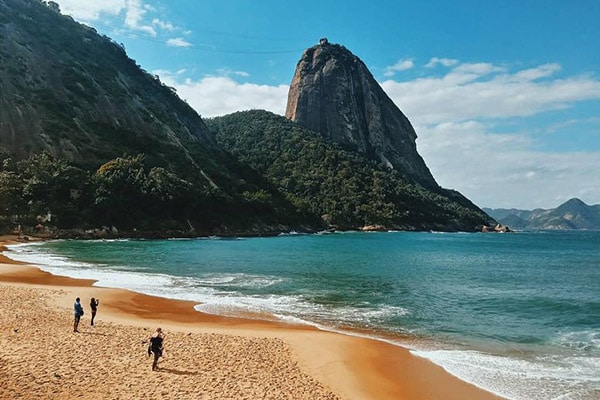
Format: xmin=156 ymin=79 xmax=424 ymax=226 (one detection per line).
xmin=0 ymin=237 xmax=502 ymax=400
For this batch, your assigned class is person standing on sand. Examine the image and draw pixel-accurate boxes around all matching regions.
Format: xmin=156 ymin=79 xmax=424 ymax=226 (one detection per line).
xmin=73 ymin=297 xmax=84 ymax=332
xmin=90 ymin=297 xmax=99 ymax=326
xmin=148 ymin=327 xmax=165 ymax=371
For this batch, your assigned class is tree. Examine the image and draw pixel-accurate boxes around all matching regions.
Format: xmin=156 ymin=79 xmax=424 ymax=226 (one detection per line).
xmin=93 ymin=155 xmax=147 ymax=227
xmin=93 ymin=155 xmax=196 ymax=229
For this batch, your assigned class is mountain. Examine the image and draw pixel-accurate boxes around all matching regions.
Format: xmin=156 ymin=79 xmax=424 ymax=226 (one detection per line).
xmin=207 ymin=110 xmax=494 ymax=232
xmin=484 ymin=198 xmax=600 ymax=230
xmin=0 ymin=0 xmax=216 ymax=169
xmin=0 ymin=1 xmax=494 ymax=235
xmin=285 ymin=39 xmax=437 ymax=188
xmin=0 ymin=0 xmax=311 ymax=235
xmin=277 ymin=39 xmax=493 ymax=231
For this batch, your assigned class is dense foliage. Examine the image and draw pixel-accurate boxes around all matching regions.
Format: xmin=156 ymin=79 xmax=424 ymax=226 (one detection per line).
xmin=0 ymin=150 xmax=313 ymax=237
xmin=208 ymin=111 xmax=493 ymax=231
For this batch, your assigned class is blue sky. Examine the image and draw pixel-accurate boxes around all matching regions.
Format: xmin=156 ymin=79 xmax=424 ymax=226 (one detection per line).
xmin=55 ymin=0 xmax=600 ymax=209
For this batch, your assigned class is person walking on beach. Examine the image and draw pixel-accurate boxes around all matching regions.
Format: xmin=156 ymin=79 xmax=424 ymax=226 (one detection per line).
xmin=73 ymin=297 xmax=84 ymax=332
xmin=148 ymin=327 xmax=165 ymax=371
xmin=90 ymin=297 xmax=99 ymax=326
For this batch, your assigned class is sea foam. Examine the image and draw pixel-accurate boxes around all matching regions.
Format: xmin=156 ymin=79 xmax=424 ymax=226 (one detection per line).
xmin=412 ymin=348 xmax=600 ymax=400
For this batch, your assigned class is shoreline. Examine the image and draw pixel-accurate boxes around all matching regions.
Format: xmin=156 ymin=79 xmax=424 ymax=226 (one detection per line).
xmin=0 ymin=236 xmax=503 ymax=399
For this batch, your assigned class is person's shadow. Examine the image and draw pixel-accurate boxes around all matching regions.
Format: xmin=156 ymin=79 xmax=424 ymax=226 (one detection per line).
xmin=157 ymin=367 xmax=201 ymax=376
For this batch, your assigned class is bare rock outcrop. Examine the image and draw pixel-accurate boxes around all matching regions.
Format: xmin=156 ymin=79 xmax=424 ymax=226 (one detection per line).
xmin=285 ymin=39 xmax=437 ymax=188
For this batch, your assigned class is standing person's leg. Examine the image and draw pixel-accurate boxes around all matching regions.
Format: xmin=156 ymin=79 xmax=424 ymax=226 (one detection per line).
xmin=73 ymin=315 xmax=80 ymax=332
xmin=91 ymin=311 xmax=96 ymax=326
xmin=152 ymin=351 xmax=160 ymax=370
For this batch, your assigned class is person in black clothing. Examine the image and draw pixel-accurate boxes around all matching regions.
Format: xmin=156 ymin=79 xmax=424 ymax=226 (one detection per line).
xmin=148 ymin=327 xmax=165 ymax=371
xmin=73 ymin=297 xmax=84 ymax=332
xmin=90 ymin=298 xmax=99 ymax=326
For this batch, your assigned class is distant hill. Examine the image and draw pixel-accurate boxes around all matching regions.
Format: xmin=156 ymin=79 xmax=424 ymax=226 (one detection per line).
xmin=483 ymin=198 xmax=600 ymax=230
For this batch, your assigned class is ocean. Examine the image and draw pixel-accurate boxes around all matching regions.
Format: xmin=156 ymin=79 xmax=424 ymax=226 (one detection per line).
xmin=5 ymin=230 xmax=600 ymax=400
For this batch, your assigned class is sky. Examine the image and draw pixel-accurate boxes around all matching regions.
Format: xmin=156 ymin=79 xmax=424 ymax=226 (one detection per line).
xmin=53 ymin=0 xmax=600 ymax=210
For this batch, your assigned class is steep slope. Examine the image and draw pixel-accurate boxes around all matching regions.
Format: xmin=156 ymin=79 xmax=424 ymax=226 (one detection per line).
xmin=208 ymin=110 xmax=495 ymax=232
xmin=0 ymin=0 xmax=218 ymax=173
xmin=484 ymin=198 xmax=600 ymax=230
xmin=0 ymin=0 xmax=311 ymax=235
xmin=285 ymin=39 xmax=437 ymax=188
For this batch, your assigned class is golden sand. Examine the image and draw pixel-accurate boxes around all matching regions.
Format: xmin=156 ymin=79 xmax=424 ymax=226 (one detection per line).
xmin=0 ymin=237 xmax=502 ymax=399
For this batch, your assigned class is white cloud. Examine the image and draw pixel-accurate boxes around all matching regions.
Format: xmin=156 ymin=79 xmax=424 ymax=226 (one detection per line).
xmin=152 ymin=18 xmax=174 ymax=32
xmin=383 ymin=59 xmax=414 ymax=77
xmin=124 ymin=0 xmax=156 ymax=36
xmin=415 ymin=121 xmax=600 ymax=209
xmin=381 ymin=63 xmax=600 ymax=125
xmin=510 ymin=63 xmax=561 ymax=82
xmin=166 ymin=37 xmax=192 ymax=48
xmin=216 ymin=68 xmax=250 ymax=78
xmin=452 ymin=62 xmax=505 ymax=76
xmin=425 ymin=57 xmax=459 ymax=68
xmin=57 ymin=0 xmax=176 ymax=37
xmin=156 ymin=72 xmax=288 ymax=117
xmin=56 ymin=0 xmax=126 ymax=20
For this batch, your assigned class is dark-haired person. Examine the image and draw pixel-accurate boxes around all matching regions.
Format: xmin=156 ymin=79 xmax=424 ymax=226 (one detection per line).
xmin=148 ymin=327 xmax=165 ymax=371
xmin=90 ymin=297 xmax=99 ymax=326
xmin=73 ymin=297 xmax=84 ymax=332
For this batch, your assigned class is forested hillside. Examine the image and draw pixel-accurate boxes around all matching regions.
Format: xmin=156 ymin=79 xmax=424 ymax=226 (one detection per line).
xmin=208 ymin=110 xmax=494 ymax=231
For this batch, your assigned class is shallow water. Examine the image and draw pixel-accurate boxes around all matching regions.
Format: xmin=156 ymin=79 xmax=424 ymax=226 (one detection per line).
xmin=7 ymin=230 xmax=600 ymax=399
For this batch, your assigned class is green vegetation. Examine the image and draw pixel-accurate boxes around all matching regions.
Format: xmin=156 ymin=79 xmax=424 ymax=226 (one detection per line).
xmin=0 ymin=109 xmax=492 ymax=236
xmin=0 ymin=150 xmax=313 ymax=237
xmin=0 ymin=0 xmax=314 ymax=236
xmin=207 ymin=110 xmax=492 ymax=231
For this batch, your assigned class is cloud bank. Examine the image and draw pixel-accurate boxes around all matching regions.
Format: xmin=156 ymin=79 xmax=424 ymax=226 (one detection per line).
xmin=381 ymin=62 xmax=600 ymax=125
xmin=377 ymin=60 xmax=600 ymax=209
xmin=156 ymin=72 xmax=289 ymax=118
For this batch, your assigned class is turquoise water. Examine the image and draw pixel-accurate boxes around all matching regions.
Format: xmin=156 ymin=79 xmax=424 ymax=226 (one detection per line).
xmin=6 ymin=231 xmax=600 ymax=399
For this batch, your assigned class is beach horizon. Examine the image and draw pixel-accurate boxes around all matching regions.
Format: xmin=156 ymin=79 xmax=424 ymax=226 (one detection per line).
xmin=0 ymin=235 xmax=502 ymax=400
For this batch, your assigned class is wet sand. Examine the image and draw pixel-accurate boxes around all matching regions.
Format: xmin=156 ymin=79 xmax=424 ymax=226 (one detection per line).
xmin=0 ymin=237 xmax=502 ymax=399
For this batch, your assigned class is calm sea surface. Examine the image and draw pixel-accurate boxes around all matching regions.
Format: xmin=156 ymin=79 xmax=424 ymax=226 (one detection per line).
xmin=6 ymin=231 xmax=600 ymax=399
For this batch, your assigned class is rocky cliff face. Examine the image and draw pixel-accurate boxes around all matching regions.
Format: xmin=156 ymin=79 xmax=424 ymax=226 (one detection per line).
xmin=0 ymin=0 xmax=215 ymax=171
xmin=285 ymin=40 xmax=437 ymax=188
